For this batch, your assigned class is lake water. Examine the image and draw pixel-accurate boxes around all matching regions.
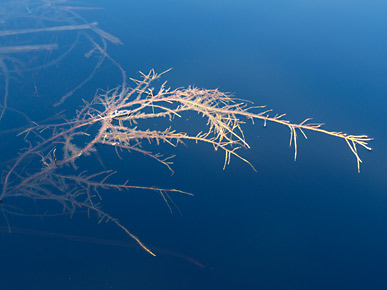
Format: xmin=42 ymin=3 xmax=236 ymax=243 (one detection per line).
xmin=0 ymin=1 xmax=386 ymax=289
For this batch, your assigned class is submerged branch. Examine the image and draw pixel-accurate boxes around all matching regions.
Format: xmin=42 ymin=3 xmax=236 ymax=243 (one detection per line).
xmin=0 ymin=22 xmax=98 ymax=37
xmin=0 ymin=44 xmax=58 ymax=54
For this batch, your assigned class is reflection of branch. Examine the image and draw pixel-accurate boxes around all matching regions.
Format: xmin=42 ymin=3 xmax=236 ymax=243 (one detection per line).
xmin=0 ymin=225 xmax=205 ymax=268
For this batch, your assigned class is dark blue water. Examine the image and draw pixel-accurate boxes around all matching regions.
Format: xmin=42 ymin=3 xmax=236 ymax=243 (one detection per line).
xmin=1 ymin=1 xmax=386 ymax=289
